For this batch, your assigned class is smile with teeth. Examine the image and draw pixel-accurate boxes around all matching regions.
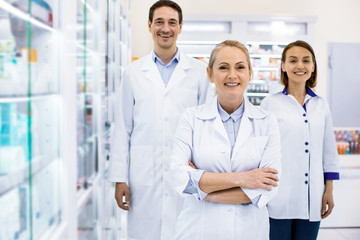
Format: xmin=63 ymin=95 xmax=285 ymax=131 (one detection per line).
xmin=295 ymin=72 xmax=306 ymax=75
xmin=225 ymin=83 xmax=240 ymax=86
xmin=159 ymin=34 xmax=171 ymax=38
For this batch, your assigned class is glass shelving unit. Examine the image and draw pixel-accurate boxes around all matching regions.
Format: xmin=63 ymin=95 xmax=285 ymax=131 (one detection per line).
xmin=102 ymin=1 xmax=132 ymax=239
xmin=0 ymin=0 xmax=61 ymax=239
xmin=1 ymin=0 xmax=131 ymax=239
xmin=177 ymin=16 xmax=315 ymax=106
xmin=76 ymin=0 xmax=101 ymax=239
xmin=247 ymin=41 xmax=286 ymax=105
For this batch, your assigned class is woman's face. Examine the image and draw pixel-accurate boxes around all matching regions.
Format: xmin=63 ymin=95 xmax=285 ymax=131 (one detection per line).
xmin=208 ymin=46 xmax=251 ymax=104
xmin=282 ymin=46 xmax=315 ymax=86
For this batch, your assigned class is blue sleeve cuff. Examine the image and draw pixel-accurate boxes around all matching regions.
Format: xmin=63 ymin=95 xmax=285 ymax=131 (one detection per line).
xmin=183 ymin=170 xmax=208 ymax=201
xmin=324 ymin=172 xmax=340 ymax=180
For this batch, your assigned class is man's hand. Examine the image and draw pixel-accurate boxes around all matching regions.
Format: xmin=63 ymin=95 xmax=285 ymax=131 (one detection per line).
xmin=115 ymin=182 xmax=131 ymax=210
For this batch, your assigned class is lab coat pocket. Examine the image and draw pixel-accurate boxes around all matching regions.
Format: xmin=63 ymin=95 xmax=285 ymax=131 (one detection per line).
xmin=129 ymin=145 xmax=153 ymax=186
xmin=247 ymin=136 xmax=269 ymax=165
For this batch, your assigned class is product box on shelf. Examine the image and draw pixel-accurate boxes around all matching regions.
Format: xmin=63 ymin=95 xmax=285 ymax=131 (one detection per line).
xmin=335 ymin=129 xmax=360 ymax=155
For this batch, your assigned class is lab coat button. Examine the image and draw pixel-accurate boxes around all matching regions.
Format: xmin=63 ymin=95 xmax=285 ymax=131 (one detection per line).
xmin=303 ymin=113 xmax=306 ymax=117
xmin=305 ymin=181 xmax=308 ymax=184
xmin=305 ymin=173 xmax=308 ymax=177
xmin=305 ymin=142 xmax=309 ymax=145
xmin=305 ymin=149 xmax=309 ymax=153
xmin=304 ymin=120 xmax=308 ymax=123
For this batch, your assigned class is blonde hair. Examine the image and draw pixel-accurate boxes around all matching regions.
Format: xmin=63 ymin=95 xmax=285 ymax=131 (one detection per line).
xmin=208 ymin=40 xmax=253 ymax=78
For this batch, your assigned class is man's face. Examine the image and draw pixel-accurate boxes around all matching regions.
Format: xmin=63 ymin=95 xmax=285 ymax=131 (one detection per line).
xmin=148 ymin=6 xmax=182 ymax=51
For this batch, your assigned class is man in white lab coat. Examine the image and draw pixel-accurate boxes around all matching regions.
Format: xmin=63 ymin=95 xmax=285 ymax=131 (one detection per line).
xmin=108 ymin=1 xmax=209 ymax=239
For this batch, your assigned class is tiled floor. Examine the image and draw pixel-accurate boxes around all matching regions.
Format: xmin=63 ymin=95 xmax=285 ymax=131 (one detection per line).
xmin=318 ymin=228 xmax=360 ymax=240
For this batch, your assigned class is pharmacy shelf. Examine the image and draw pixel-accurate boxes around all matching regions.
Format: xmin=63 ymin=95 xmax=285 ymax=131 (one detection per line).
xmin=247 ymin=92 xmax=268 ymax=97
xmin=250 ymin=54 xmax=281 ymax=59
xmin=0 ymin=0 xmax=55 ymax=31
xmin=253 ymin=66 xmax=279 ymax=71
xmin=0 ymin=154 xmax=58 ymax=197
xmin=0 ymin=93 xmax=59 ymax=102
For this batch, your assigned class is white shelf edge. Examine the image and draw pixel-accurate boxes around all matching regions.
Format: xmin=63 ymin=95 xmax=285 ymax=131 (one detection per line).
xmin=0 ymin=155 xmax=59 ymax=197
xmin=177 ymin=40 xmax=220 ymax=45
xmin=250 ymin=54 xmax=281 ymax=59
xmin=0 ymin=0 xmax=55 ymax=32
xmin=246 ymin=92 xmax=268 ymax=97
xmin=253 ymin=67 xmax=279 ymax=71
xmin=247 ymin=41 xmax=289 ymax=46
xmin=0 ymin=93 xmax=59 ymax=103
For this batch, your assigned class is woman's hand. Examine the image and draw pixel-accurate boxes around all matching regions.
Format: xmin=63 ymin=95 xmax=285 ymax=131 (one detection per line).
xmin=321 ymin=180 xmax=334 ymax=219
xmin=190 ymin=160 xmax=279 ymax=193
xmin=188 ymin=160 xmax=197 ymax=169
xmin=237 ymin=168 xmax=279 ymax=191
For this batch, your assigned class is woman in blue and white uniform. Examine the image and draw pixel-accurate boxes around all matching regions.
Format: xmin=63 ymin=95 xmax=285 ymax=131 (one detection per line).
xmin=171 ymin=40 xmax=282 ymax=240
xmin=261 ymin=40 xmax=340 ymax=240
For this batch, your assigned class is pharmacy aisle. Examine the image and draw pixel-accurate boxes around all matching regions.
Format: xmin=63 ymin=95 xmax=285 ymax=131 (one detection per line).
xmin=0 ymin=0 xmax=131 ymax=239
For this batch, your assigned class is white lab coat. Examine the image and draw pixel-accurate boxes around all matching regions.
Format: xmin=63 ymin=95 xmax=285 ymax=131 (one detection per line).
xmin=108 ymin=50 xmax=209 ymax=240
xmin=171 ymin=97 xmax=281 ymax=240
xmin=260 ymin=92 xmax=340 ymax=221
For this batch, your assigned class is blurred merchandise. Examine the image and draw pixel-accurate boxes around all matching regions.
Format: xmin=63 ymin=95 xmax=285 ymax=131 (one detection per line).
xmin=335 ymin=129 xmax=360 ymax=155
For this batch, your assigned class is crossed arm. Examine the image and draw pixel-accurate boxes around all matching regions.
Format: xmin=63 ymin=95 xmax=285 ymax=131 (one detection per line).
xmin=188 ymin=161 xmax=279 ymax=204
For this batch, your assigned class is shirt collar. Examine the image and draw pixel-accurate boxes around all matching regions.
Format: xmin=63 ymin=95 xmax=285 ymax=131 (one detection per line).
xmin=217 ymin=100 xmax=244 ymax=122
xmin=152 ymin=48 xmax=180 ymax=66
xmin=282 ymin=86 xmax=317 ymax=97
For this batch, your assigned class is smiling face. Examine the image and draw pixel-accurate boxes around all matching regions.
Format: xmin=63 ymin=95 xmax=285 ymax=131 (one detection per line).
xmin=148 ymin=6 xmax=182 ymax=52
xmin=208 ymin=46 xmax=251 ymax=108
xmin=281 ymin=46 xmax=315 ymax=87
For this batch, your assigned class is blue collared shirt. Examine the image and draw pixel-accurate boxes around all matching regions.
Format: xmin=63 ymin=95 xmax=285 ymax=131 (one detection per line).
xmin=217 ymin=101 xmax=244 ymax=158
xmin=152 ymin=49 xmax=180 ymax=87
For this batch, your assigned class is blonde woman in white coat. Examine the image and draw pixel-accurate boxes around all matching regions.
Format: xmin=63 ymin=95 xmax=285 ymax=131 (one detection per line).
xmin=171 ymin=40 xmax=282 ymax=240
xmin=261 ymin=40 xmax=340 ymax=240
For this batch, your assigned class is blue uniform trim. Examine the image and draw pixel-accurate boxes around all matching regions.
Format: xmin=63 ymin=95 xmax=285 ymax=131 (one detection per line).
xmin=324 ymin=172 xmax=340 ymax=180
xmin=282 ymin=87 xmax=317 ymax=111
xmin=282 ymin=86 xmax=317 ymax=97
xmin=306 ymin=87 xmax=317 ymax=97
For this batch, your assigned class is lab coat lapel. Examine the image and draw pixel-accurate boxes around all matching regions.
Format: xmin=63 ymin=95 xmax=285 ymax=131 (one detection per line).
xmin=197 ymin=97 xmax=229 ymax=143
xmin=142 ymin=54 xmax=165 ymax=90
xmin=232 ymin=99 xmax=253 ymax=158
xmin=165 ymin=51 xmax=190 ymax=92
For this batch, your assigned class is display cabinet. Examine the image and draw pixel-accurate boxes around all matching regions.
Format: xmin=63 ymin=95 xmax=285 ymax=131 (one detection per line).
xmin=102 ymin=0 xmax=132 ymax=239
xmin=321 ymin=128 xmax=360 ymax=228
xmin=245 ymin=19 xmax=315 ymax=104
xmin=246 ymin=41 xmax=285 ymax=105
xmin=0 ymin=0 xmax=62 ymax=239
xmin=75 ymin=0 xmax=104 ymax=239
xmin=178 ymin=15 xmax=316 ymax=105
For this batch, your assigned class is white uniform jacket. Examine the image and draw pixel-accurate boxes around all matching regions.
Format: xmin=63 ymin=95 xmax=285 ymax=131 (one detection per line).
xmin=261 ymin=91 xmax=340 ymax=221
xmin=171 ymin=97 xmax=281 ymax=240
xmin=108 ymin=51 xmax=209 ymax=240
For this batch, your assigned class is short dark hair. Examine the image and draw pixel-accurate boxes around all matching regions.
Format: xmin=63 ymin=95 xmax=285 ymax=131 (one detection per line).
xmin=149 ymin=0 xmax=183 ymax=24
xmin=281 ymin=40 xmax=317 ymax=88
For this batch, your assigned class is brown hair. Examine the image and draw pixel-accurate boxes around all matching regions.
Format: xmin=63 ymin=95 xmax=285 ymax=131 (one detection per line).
xmin=281 ymin=40 xmax=317 ymax=88
xmin=208 ymin=40 xmax=253 ymax=78
xmin=149 ymin=0 xmax=183 ymax=24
